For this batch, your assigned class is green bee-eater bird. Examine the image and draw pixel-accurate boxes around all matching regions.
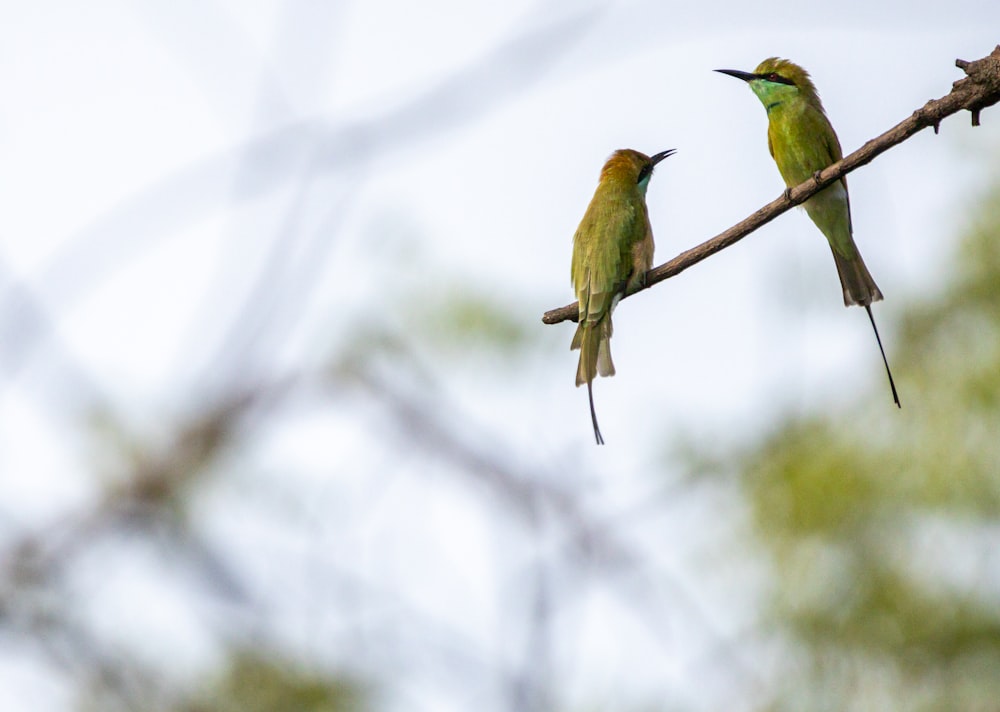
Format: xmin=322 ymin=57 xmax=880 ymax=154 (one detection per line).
xmin=571 ymin=148 xmax=675 ymax=444
xmin=716 ymin=58 xmax=900 ymax=407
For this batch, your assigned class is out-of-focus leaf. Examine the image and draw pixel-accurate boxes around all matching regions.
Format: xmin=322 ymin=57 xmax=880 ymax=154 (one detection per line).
xmin=193 ymin=651 xmax=369 ymax=712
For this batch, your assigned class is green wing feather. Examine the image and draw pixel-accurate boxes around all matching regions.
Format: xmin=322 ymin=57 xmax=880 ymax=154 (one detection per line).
xmin=570 ymin=185 xmax=644 ymax=388
xmin=571 ymin=191 xmax=641 ymax=326
xmin=769 ymin=104 xmax=856 ymax=260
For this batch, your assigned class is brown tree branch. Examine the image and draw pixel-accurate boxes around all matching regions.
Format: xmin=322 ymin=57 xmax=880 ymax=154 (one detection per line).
xmin=542 ymin=46 xmax=1000 ymax=326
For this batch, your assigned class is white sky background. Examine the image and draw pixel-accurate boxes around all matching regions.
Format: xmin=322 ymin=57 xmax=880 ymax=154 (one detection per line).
xmin=1 ymin=2 xmax=999 ymax=711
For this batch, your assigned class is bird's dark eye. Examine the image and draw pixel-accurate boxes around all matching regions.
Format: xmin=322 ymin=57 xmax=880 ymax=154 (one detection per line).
xmin=765 ymin=72 xmax=795 ymax=86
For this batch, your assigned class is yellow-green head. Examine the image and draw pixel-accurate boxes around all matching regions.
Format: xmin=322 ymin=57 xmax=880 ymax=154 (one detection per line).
xmin=598 ymin=148 xmax=675 ymax=195
xmin=715 ymin=58 xmax=825 ymax=115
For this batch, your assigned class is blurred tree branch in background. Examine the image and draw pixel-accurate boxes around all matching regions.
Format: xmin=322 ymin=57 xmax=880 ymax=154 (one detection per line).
xmin=542 ymin=45 xmax=1000 ymax=325
xmin=0 ymin=6 xmax=616 ymax=712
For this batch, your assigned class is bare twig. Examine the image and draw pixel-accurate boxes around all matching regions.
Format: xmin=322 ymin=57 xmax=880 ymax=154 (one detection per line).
xmin=542 ymin=46 xmax=1000 ymax=325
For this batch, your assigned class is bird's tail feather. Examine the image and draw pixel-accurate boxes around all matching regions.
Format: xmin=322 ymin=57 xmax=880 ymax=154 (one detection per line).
xmin=571 ymin=318 xmax=614 ymax=386
xmin=865 ymin=305 xmax=901 ymax=409
xmin=572 ymin=317 xmax=614 ymax=445
xmin=587 ymin=381 xmax=604 ymax=445
xmin=830 ymin=247 xmax=883 ymax=307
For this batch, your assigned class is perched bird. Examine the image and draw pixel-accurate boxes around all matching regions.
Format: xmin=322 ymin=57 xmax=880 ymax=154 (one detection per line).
xmin=716 ymin=58 xmax=900 ymax=407
xmin=571 ymin=148 xmax=675 ymax=444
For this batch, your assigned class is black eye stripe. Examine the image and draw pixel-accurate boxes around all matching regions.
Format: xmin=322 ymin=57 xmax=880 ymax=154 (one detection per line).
xmin=763 ymin=72 xmax=795 ymax=86
xmin=637 ymin=164 xmax=654 ymax=184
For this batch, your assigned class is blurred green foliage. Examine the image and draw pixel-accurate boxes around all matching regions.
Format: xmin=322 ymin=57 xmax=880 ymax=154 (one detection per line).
xmin=426 ymin=286 xmax=540 ymax=354
xmin=192 ymin=652 xmax=369 ymax=712
xmin=738 ymin=173 xmax=1000 ymax=710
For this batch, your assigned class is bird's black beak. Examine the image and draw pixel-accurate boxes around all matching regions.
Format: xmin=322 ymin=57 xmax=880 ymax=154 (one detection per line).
xmin=650 ymin=148 xmax=676 ymax=166
xmin=714 ymin=68 xmax=757 ymax=83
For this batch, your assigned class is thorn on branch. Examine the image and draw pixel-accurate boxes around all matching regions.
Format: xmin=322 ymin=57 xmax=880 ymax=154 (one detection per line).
xmin=953 ymin=46 xmax=1000 ymax=127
